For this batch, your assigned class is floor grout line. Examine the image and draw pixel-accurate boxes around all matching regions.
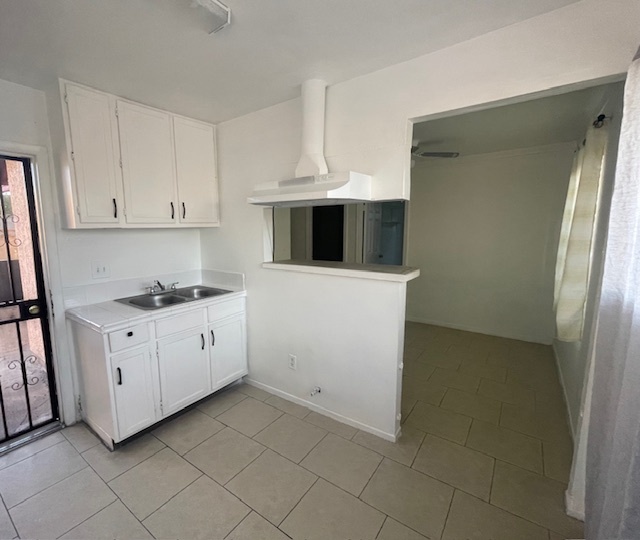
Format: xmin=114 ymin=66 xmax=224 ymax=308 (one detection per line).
xmin=53 ymin=498 xmax=120 ymax=539
xmin=275 ymin=476 xmax=319 ymax=529
xmin=86 ymin=437 xmax=167 ymax=485
xmin=295 ymin=430 xmax=329 ymax=464
xmin=4 ymin=459 xmax=90 ymax=511
xmin=0 ymin=437 xmax=67 ymax=474
xmin=76 ymin=441 xmax=159 ymax=538
xmin=439 ymin=487 xmax=458 ymax=540
xmin=0 ymin=490 xmax=19 ymax=539
xmin=221 ymin=445 xmax=267 ymax=488
xmin=374 ymin=515 xmax=388 ymax=539
xmin=138 ymin=471 xmax=204 ymax=525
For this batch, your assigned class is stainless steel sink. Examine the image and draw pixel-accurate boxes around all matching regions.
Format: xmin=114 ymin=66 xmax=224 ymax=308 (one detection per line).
xmin=116 ymin=285 xmax=232 ymax=310
xmin=174 ymin=286 xmax=231 ymax=299
xmin=126 ymin=294 xmax=187 ymax=310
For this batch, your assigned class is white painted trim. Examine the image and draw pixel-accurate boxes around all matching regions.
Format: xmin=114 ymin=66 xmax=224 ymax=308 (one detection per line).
xmin=552 ymin=341 xmax=576 ymax=440
xmin=566 ymin=489 xmax=585 ymax=522
xmin=405 ymin=315 xmax=551 ymax=345
xmin=0 ymin=140 xmax=76 ymax=425
xmin=245 ymin=378 xmax=397 ymax=442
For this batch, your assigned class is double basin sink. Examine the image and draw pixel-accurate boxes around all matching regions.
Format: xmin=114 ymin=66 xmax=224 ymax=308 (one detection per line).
xmin=116 ymin=285 xmax=232 ymax=311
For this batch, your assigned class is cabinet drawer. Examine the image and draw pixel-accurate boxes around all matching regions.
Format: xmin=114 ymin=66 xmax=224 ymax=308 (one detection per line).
xmin=108 ymin=324 xmax=149 ymax=353
xmin=156 ymin=309 xmax=204 ymax=338
xmin=207 ymin=297 xmax=245 ymax=323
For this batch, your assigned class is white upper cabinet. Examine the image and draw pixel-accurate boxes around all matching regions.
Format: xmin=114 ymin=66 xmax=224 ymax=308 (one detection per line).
xmin=63 ymin=83 xmax=123 ymax=225
xmin=174 ymin=117 xmax=220 ymax=225
xmin=117 ymin=101 xmax=177 ymax=224
xmin=60 ymin=79 xmax=219 ymax=229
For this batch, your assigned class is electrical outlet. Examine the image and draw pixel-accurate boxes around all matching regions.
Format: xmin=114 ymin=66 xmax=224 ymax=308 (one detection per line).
xmin=91 ymin=261 xmax=111 ymax=279
xmin=288 ymin=354 xmax=297 ymax=370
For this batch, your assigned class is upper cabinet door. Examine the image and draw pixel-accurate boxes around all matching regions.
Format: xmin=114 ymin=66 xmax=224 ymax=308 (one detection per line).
xmin=64 ymin=84 xmax=122 ymax=224
xmin=174 ymin=117 xmax=220 ymax=225
xmin=117 ymin=101 xmax=177 ymax=224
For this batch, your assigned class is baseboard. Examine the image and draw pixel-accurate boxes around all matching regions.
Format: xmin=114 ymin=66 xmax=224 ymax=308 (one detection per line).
xmin=245 ymin=378 xmax=397 ymax=442
xmin=405 ymin=316 xmax=551 ymax=345
xmin=565 ymin=488 xmax=585 ymax=522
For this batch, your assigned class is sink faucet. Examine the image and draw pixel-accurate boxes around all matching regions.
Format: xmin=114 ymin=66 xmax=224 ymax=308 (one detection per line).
xmin=147 ymin=280 xmax=179 ymax=295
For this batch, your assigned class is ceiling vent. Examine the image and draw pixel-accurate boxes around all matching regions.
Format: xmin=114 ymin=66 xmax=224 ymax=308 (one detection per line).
xmin=193 ymin=0 xmax=231 ymax=33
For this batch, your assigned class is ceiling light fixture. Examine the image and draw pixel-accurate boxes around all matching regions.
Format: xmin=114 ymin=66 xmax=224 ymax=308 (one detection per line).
xmin=193 ymin=0 xmax=231 ymax=33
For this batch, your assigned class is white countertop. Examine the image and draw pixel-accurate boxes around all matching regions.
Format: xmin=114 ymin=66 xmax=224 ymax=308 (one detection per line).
xmin=66 ymin=287 xmax=246 ymax=333
xmin=263 ymin=260 xmax=420 ymax=282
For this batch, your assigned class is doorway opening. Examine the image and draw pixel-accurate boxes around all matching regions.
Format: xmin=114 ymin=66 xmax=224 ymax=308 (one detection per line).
xmin=400 ymin=80 xmax=624 ymax=534
xmin=0 ymin=155 xmax=58 ymax=446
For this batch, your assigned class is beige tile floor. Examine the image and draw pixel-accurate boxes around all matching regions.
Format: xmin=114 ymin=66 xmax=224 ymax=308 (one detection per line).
xmin=0 ymin=323 xmax=583 ymax=539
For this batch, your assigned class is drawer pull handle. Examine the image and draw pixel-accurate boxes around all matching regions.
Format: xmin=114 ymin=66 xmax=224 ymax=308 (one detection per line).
xmin=201 ymin=333 xmax=205 ymax=350
xmin=116 ymin=367 xmax=122 ymax=385
xmin=113 ymin=198 xmax=118 ymax=219
xmin=127 ymin=331 xmax=133 ymax=337
xmin=182 ymin=202 xmax=186 ymax=219
xmin=211 ymin=330 xmax=215 ymax=347
xmin=170 ymin=201 xmax=175 ymax=220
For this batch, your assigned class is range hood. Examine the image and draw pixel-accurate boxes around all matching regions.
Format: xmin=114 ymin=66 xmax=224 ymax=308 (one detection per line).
xmin=248 ymin=79 xmax=373 ymax=207
xmin=247 ymin=171 xmax=372 ymax=207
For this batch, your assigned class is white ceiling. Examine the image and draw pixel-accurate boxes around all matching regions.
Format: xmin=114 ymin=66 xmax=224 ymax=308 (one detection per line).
xmin=412 ymin=82 xmax=623 ymax=159
xmin=0 ymin=0 xmax=580 ymax=124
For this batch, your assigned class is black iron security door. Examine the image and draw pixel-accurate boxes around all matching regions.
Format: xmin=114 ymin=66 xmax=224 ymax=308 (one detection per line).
xmin=0 ymin=155 xmax=58 ymax=444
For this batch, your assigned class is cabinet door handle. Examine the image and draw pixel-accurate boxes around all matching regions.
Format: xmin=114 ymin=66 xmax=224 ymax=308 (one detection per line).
xmin=116 ymin=367 xmax=122 ymax=385
xmin=170 ymin=202 xmax=175 ymax=220
xmin=211 ymin=329 xmax=215 ymax=347
xmin=113 ymin=198 xmax=118 ymax=219
xmin=182 ymin=202 xmax=186 ymax=219
xmin=201 ymin=333 xmax=205 ymax=350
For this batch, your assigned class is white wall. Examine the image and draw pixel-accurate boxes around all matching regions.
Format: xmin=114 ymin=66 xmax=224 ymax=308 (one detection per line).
xmin=406 ymin=144 xmax=574 ymax=343
xmin=323 ymin=0 xmax=638 ymax=201
xmin=248 ymin=270 xmax=405 ymax=438
xmin=200 ymin=99 xmax=405 ymax=438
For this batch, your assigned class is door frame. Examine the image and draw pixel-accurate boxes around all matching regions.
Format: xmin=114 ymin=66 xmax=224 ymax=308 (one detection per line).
xmin=0 ymin=140 xmax=73 ymax=426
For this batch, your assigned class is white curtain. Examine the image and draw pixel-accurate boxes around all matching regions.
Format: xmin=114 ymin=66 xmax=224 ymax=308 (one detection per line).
xmin=554 ymin=123 xmax=609 ymax=341
xmin=586 ymin=47 xmax=640 ymax=539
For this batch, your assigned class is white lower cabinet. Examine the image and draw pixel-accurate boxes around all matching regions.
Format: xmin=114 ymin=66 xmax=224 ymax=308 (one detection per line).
xmin=69 ymin=293 xmax=247 ymax=448
xmin=111 ymin=346 xmax=157 ymax=439
xmin=210 ymin=314 xmax=247 ymax=389
xmin=157 ymin=328 xmax=210 ymax=417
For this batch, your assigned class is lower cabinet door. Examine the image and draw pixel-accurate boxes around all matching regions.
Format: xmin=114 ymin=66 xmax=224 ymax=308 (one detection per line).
xmin=157 ymin=328 xmax=210 ymax=417
xmin=210 ymin=314 xmax=247 ymax=390
xmin=111 ymin=347 xmax=157 ymax=440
